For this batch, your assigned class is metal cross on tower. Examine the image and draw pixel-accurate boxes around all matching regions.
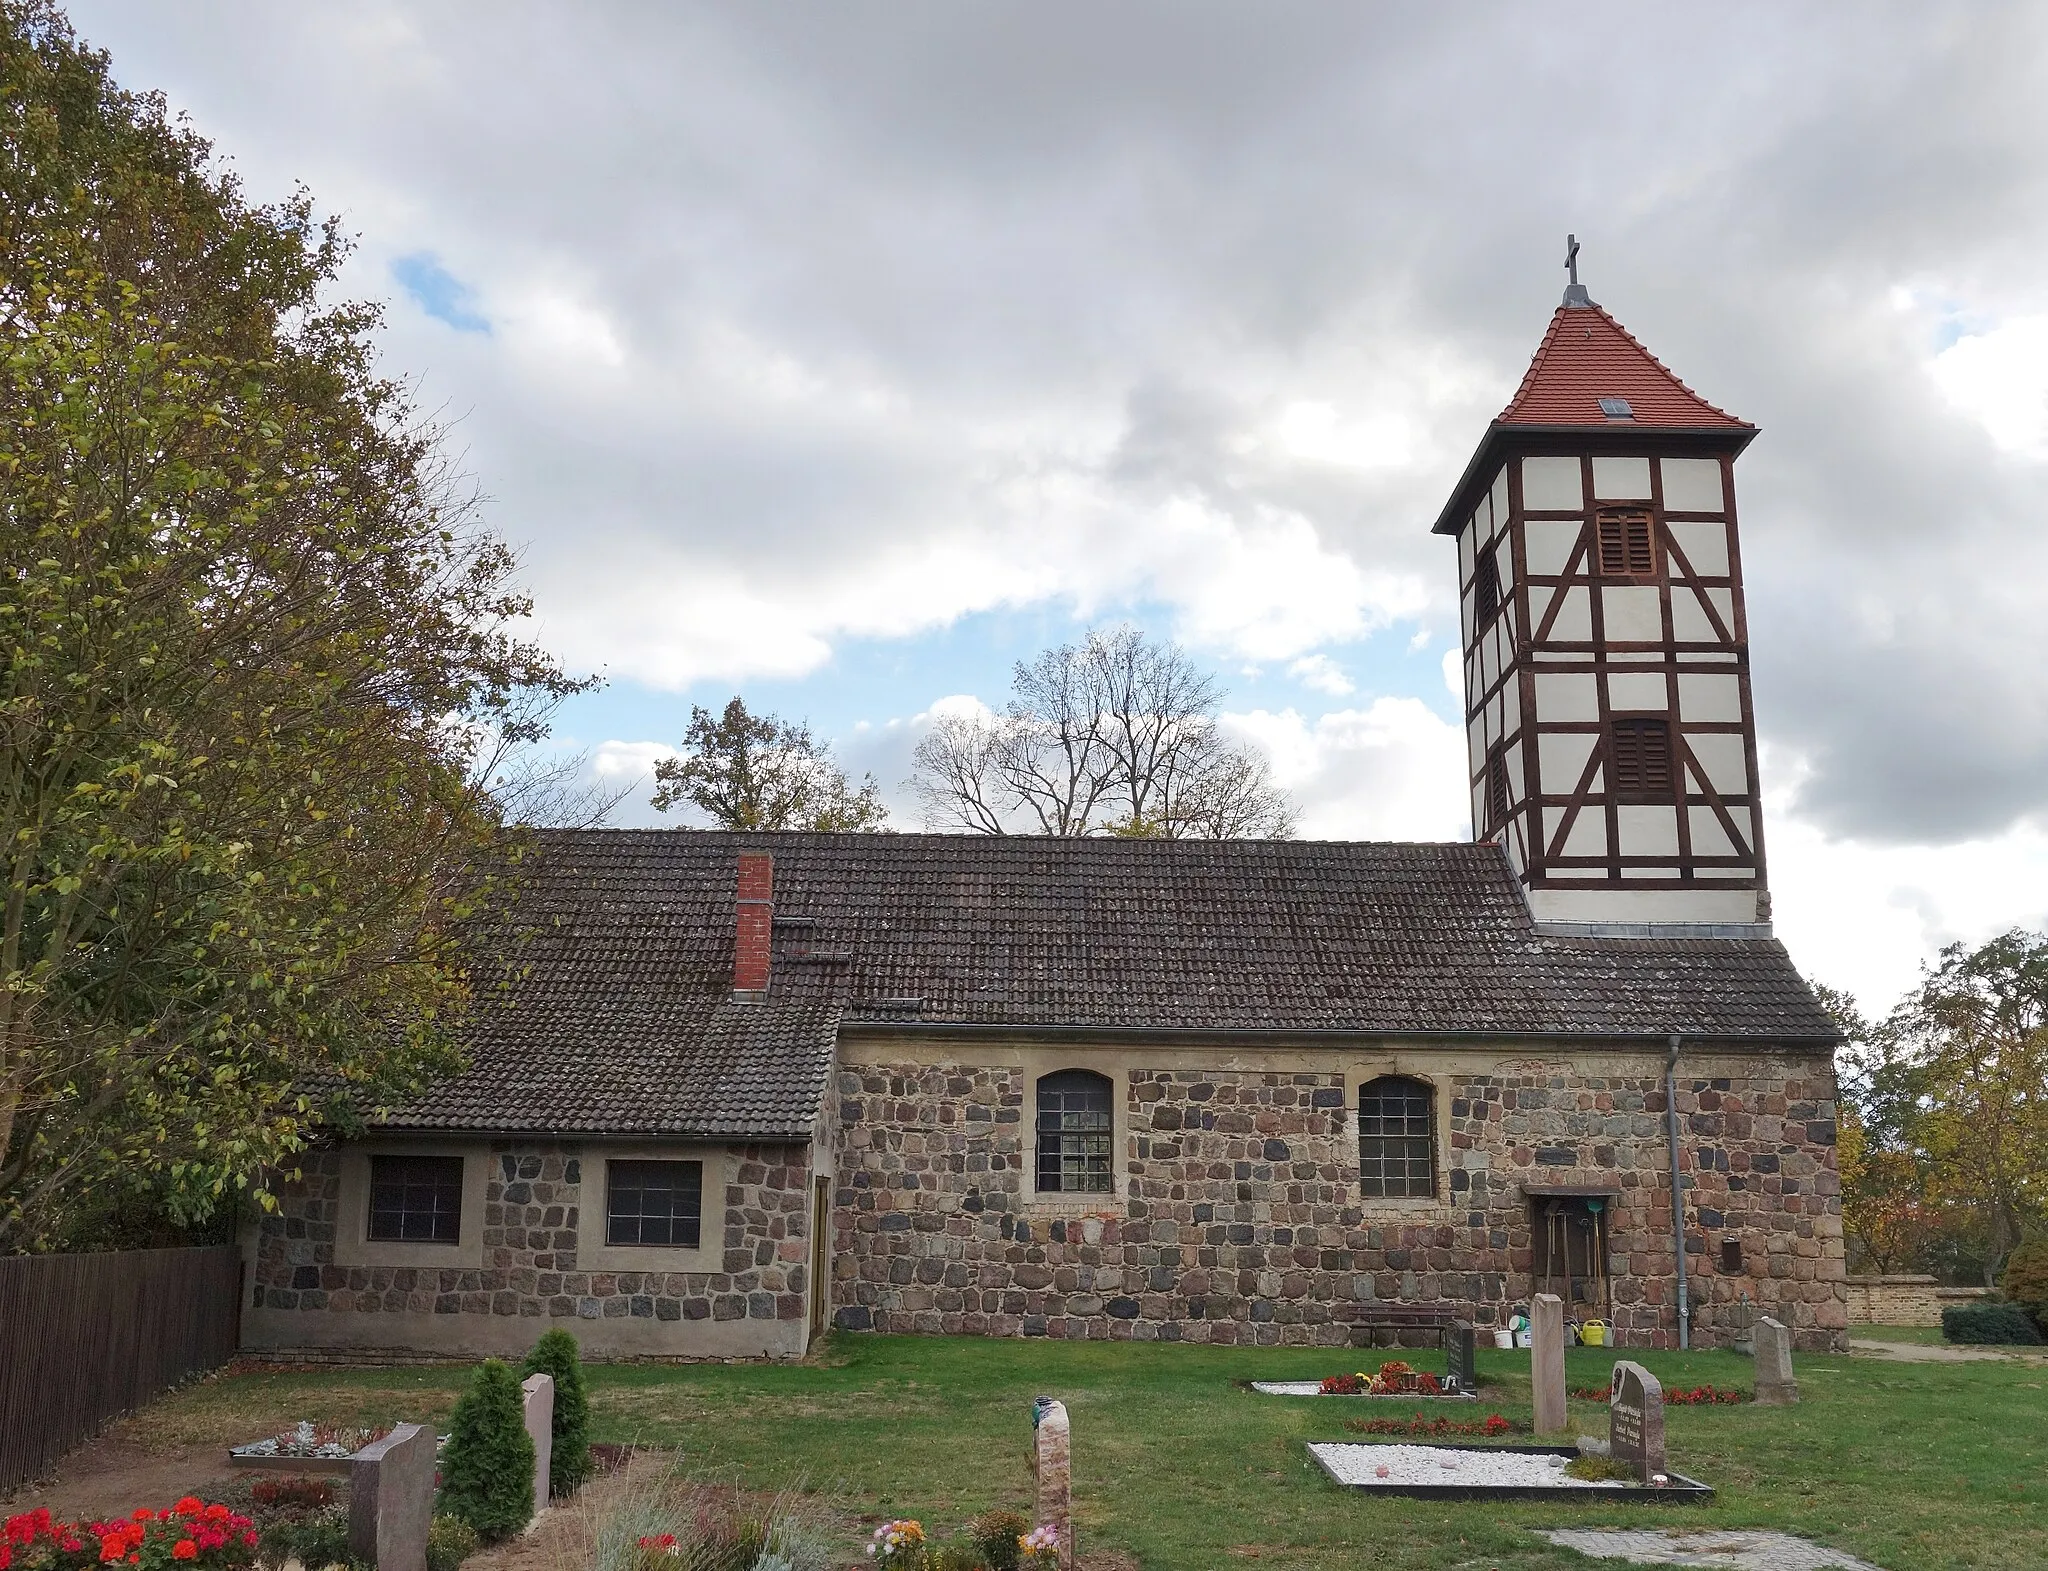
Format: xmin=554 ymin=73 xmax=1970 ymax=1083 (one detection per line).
xmin=1561 ymin=234 xmax=1591 ymax=307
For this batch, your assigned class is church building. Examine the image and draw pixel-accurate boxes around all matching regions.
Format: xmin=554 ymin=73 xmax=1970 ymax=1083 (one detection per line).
xmin=242 ymin=276 xmax=1848 ymax=1361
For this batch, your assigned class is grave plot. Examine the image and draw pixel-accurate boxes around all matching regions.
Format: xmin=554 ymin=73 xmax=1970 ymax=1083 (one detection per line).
xmin=1250 ymin=1325 xmax=1479 ymax=1397
xmin=1307 ymin=1319 xmax=1716 ymax=1503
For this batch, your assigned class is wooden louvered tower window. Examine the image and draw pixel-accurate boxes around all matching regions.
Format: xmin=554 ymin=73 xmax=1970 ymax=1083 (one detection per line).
xmin=1597 ymin=509 xmax=1656 ymax=576
xmin=1609 ymin=717 xmax=1673 ymax=801
xmin=1473 ymin=545 xmax=1500 ymax=624
xmin=1486 ymin=746 xmax=1511 ymax=830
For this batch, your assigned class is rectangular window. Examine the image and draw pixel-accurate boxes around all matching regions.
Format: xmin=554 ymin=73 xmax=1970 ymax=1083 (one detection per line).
xmin=1358 ymin=1078 xmax=1436 ymax=1198
xmin=367 ymin=1155 xmax=465 ymax=1243
xmin=605 ymin=1160 xmax=703 ymax=1248
xmin=1486 ymin=747 xmax=1511 ymax=831
xmin=1597 ymin=509 xmax=1655 ymax=576
xmin=1610 ymin=717 xmax=1673 ymax=800
xmin=1037 ymin=1071 xmax=1114 ymax=1193
xmin=1473 ymin=546 xmax=1500 ymax=624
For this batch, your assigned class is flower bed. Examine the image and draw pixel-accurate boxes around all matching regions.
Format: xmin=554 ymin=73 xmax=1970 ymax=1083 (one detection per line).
xmin=3 ymin=1498 xmax=258 ymax=1571
xmin=864 ymin=1516 xmax=1061 ymax=1570
xmin=228 ymin=1420 xmax=391 ymax=1463
xmin=1343 ymin=1412 xmax=1519 ymax=1439
xmin=1320 ymin=1360 xmax=1443 ymax=1397
xmin=1569 ymin=1383 xmax=1746 ymax=1405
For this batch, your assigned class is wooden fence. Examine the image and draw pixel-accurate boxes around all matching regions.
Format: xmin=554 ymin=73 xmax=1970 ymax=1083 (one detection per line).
xmin=0 ymin=1245 xmax=243 ymax=1495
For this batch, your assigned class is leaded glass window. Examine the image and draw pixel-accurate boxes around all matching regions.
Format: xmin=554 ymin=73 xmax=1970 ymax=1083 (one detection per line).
xmin=1036 ymin=1070 xmax=1114 ymax=1193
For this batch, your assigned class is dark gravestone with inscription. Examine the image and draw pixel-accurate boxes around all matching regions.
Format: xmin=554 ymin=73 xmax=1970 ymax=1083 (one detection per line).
xmin=1608 ymin=1361 xmax=1667 ymax=1483
xmin=1445 ymin=1321 xmax=1476 ymax=1393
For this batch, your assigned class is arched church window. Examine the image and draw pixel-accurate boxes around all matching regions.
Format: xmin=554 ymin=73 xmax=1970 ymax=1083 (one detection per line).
xmin=1358 ymin=1076 xmax=1436 ymax=1198
xmin=1036 ymin=1070 xmax=1114 ymax=1193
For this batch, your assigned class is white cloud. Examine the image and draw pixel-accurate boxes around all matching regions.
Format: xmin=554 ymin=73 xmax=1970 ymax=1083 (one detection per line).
xmin=1226 ymin=699 xmax=1468 ymax=842
xmin=1287 ymin=654 xmax=1355 ymax=696
xmin=1928 ymin=313 xmax=2048 ymax=456
xmin=589 ymin=739 xmax=677 ymax=779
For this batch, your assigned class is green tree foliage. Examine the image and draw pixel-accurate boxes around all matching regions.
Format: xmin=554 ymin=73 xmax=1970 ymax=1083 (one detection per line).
xmin=438 ymin=1358 xmax=536 ymax=1541
xmin=1998 ymin=1239 xmax=2048 ymax=1328
xmin=520 ymin=1327 xmax=593 ymax=1496
xmin=0 ymin=2 xmax=590 ymax=1248
xmin=1830 ymin=933 xmax=2048 ymax=1284
xmin=650 ymin=697 xmax=888 ymax=831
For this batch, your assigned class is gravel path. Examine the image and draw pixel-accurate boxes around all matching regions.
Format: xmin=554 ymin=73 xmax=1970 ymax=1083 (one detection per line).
xmin=1309 ymin=1443 xmax=1625 ymax=1489
xmin=1541 ymin=1527 xmax=1884 ymax=1569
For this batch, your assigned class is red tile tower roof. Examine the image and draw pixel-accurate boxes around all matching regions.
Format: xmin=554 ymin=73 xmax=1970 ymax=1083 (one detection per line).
xmin=1501 ymin=303 xmax=1750 ymax=429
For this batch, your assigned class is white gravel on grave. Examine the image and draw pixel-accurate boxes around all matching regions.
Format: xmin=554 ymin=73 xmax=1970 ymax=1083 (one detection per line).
xmin=1251 ymin=1381 xmax=1331 ymax=1395
xmin=1311 ymin=1443 xmax=1627 ymax=1489
xmin=1251 ymin=1381 xmax=1474 ymax=1398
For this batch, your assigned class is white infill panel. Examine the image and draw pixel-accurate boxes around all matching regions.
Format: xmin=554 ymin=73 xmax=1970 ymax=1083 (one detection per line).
xmin=1706 ymin=586 xmax=1736 ymax=628
xmin=1664 ymin=520 xmax=1729 ymax=578
xmin=1523 ymin=519 xmax=1581 ymax=576
xmin=1489 ymin=466 xmax=1509 ymax=523
xmin=1538 ymin=732 xmax=1597 ymax=792
xmin=1459 ymin=521 xmax=1475 ymax=580
xmin=1660 ymin=456 xmax=1726 ymax=512
xmin=1601 ymin=586 xmax=1663 ymax=641
xmin=1686 ymin=732 xmax=1750 ymax=797
xmin=1687 ymin=807 xmax=1740 ymax=858
xmin=1533 ymin=671 xmax=1599 ymax=722
xmin=1606 ymin=671 xmax=1668 ymax=711
xmin=1679 ymin=673 xmax=1744 ymax=723
xmin=1617 ymin=806 xmax=1681 ymax=858
xmin=1560 ymin=811 xmax=1608 ymax=859
xmin=1545 ymin=586 xmax=1593 ymax=643
xmin=1669 ymin=588 xmax=1726 ymax=644
xmin=1522 ymin=455 xmax=1583 ymax=510
xmin=1591 ymin=456 xmax=1652 ymax=499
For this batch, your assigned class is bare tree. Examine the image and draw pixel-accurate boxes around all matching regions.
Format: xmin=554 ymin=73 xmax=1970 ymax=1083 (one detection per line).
xmin=909 ymin=628 xmax=1296 ymax=839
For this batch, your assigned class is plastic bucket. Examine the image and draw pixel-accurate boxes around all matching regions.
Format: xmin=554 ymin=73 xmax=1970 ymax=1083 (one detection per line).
xmin=1493 ymin=1329 xmax=1515 ymax=1349
xmin=1581 ymin=1320 xmax=1610 ymax=1347
xmin=1513 ymin=1329 xmax=1533 ymax=1349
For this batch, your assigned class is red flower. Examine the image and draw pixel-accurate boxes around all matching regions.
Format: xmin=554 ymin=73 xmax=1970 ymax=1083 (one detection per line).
xmin=172 ymin=1500 xmax=203 ymax=1520
xmin=202 ymin=1506 xmax=230 ymax=1524
xmin=240 ymin=1532 xmax=258 ymax=1548
xmin=1 ymin=1540 xmax=13 ymax=1570
xmin=100 ymin=1535 xmax=129 ymax=1562
xmin=172 ymin=1541 xmax=198 ymax=1560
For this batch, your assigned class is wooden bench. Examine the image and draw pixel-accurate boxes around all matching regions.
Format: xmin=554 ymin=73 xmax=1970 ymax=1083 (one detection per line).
xmin=1334 ymin=1305 xmax=1480 ymax=1389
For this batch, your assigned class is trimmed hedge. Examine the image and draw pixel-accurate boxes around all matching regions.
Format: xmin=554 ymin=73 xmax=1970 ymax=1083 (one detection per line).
xmin=1942 ymin=1302 xmax=2045 ymax=1346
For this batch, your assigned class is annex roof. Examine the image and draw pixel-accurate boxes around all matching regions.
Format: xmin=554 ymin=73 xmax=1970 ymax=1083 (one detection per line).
xmin=374 ymin=831 xmax=1837 ymax=1140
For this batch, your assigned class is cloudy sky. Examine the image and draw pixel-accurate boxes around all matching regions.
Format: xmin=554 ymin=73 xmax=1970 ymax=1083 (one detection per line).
xmin=68 ymin=1 xmax=2048 ymax=1013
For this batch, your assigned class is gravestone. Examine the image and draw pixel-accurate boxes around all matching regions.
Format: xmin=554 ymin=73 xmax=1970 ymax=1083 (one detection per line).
xmin=1530 ymin=1293 xmax=1567 ymax=1435
xmin=1445 ymin=1320 xmax=1477 ymax=1393
xmin=1031 ymin=1396 xmax=1074 ymax=1571
xmin=522 ymin=1372 xmax=556 ymax=1509
xmin=1753 ymin=1316 xmax=1800 ymax=1406
xmin=348 ymin=1423 xmax=434 ymax=1571
xmin=1608 ymin=1361 xmax=1667 ymax=1483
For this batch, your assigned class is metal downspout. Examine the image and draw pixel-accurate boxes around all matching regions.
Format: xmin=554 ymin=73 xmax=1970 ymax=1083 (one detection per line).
xmin=1666 ymin=1034 xmax=1690 ymax=1350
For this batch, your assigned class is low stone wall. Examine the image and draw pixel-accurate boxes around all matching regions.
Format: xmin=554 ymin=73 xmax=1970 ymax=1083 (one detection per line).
xmin=1844 ymin=1274 xmax=1987 ymax=1326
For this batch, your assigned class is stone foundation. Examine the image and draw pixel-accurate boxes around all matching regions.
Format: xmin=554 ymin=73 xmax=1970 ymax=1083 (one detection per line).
xmin=830 ymin=1042 xmax=1847 ymax=1352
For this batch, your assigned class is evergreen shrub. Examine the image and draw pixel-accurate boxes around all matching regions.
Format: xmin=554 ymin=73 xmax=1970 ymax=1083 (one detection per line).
xmin=1942 ymin=1302 xmax=2044 ymax=1346
xmin=521 ymin=1327 xmax=593 ymax=1496
xmin=1999 ymin=1242 xmax=2048 ymax=1329
xmin=426 ymin=1515 xmax=480 ymax=1571
xmin=438 ymin=1358 xmax=537 ymax=1540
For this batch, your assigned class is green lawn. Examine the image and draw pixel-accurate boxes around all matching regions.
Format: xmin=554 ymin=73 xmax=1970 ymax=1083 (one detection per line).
xmin=132 ymin=1335 xmax=2046 ymax=1570
xmin=1856 ymin=1324 xmax=1947 ymax=1344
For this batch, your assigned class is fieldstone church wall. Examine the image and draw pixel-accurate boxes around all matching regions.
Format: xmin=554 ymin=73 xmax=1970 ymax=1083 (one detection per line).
xmin=829 ymin=1046 xmax=1847 ymax=1353
xmin=243 ymin=1139 xmax=817 ymax=1359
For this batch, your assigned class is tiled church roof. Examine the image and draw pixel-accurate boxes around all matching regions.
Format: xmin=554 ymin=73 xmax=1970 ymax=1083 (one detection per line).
xmin=1500 ymin=303 xmax=1751 ymax=430
xmin=376 ymin=831 xmax=1837 ymax=1139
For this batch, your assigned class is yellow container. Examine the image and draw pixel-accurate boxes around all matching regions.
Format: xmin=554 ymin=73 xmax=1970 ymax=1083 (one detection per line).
xmin=1580 ymin=1320 xmax=1610 ymax=1347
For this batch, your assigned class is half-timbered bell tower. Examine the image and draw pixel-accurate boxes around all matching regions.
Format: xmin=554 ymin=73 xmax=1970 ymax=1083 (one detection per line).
xmin=1434 ymin=255 xmax=1766 ymax=928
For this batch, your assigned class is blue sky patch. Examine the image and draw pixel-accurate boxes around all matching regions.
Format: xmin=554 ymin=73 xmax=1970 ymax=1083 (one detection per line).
xmin=392 ymin=252 xmax=490 ymax=334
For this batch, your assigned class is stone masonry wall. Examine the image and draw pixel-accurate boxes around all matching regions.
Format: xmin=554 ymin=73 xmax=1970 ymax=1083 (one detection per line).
xmin=245 ymin=1139 xmax=816 ymax=1358
xmin=831 ymin=1048 xmax=1846 ymax=1352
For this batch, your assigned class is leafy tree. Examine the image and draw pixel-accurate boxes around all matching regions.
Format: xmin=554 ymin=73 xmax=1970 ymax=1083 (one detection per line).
xmin=650 ymin=697 xmax=888 ymax=830
xmin=438 ymin=1358 xmax=535 ymax=1541
xmin=520 ymin=1328 xmax=593 ymax=1496
xmin=0 ymin=2 xmax=590 ymax=1249
xmin=909 ymin=626 xmax=1296 ymax=838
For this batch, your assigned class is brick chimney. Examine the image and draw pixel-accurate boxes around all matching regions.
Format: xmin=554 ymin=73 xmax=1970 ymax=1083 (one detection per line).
xmin=733 ymin=852 xmax=773 ymax=1001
